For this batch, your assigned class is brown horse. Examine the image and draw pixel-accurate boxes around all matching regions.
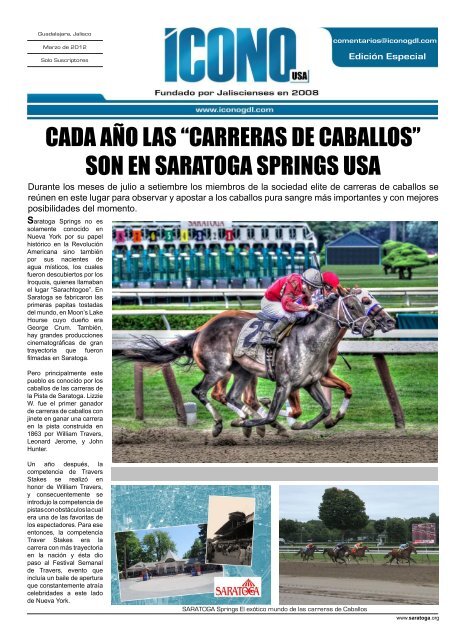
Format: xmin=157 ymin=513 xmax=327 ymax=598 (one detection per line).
xmin=347 ymin=545 xmax=372 ymax=563
xmin=210 ymin=287 xmax=395 ymax=429
xmin=296 ymin=546 xmax=316 ymax=561
xmin=384 ymin=544 xmax=417 ymax=565
xmin=322 ymin=545 xmax=350 ymax=564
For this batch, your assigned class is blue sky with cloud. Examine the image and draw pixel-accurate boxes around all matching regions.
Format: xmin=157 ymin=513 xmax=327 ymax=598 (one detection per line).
xmin=280 ymin=485 xmax=438 ymax=521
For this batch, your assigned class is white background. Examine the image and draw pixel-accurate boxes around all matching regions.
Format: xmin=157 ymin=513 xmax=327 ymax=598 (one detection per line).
xmin=4 ymin=0 xmax=463 ymax=635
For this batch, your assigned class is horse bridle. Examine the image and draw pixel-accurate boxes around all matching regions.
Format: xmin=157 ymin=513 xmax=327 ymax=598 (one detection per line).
xmin=367 ymin=303 xmax=383 ymax=319
xmin=314 ymin=295 xmax=372 ymax=334
xmin=364 ymin=293 xmax=384 ymax=320
xmin=357 ymin=290 xmax=393 ymax=329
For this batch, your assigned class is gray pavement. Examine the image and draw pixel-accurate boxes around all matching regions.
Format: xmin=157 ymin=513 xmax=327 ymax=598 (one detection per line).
xmin=119 ymin=571 xmax=223 ymax=601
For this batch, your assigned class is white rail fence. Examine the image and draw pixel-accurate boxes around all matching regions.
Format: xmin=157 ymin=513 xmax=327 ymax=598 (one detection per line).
xmin=280 ymin=545 xmax=439 ymax=557
xmin=112 ymin=286 xmax=438 ymax=308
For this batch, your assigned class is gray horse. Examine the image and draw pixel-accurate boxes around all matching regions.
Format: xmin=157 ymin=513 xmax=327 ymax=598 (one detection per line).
xmin=123 ymin=292 xmax=375 ymax=437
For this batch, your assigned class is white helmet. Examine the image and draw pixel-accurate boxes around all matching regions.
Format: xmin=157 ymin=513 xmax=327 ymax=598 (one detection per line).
xmin=302 ymin=268 xmax=323 ymax=288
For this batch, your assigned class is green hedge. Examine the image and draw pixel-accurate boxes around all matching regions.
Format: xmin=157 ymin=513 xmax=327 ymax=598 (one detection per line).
xmin=112 ymin=314 xmax=211 ymax=330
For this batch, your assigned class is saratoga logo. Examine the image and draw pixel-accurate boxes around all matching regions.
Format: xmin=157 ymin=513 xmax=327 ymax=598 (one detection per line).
xmin=214 ymin=577 xmax=262 ymax=597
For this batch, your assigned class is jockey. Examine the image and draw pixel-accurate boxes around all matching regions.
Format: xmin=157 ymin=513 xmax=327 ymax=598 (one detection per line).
xmin=260 ymin=268 xmax=340 ymax=348
xmin=353 ymin=541 xmax=363 ymax=551
xmin=306 ymin=542 xmax=315 ymax=550
xmin=333 ymin=542 xmax=345 ymax=554
xmin=399 ymin=542 xmax=410 ymax=550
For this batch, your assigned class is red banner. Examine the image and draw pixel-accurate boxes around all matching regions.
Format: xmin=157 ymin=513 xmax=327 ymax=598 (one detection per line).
xmin=412 ymin=523 xmax=436 ymax=544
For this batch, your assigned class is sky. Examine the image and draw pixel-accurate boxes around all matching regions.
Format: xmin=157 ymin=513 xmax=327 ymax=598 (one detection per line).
xmin=280 ymin=485 xmax=439 ymax=521
xmin=131 ymin=523 xmax=204 ymax=558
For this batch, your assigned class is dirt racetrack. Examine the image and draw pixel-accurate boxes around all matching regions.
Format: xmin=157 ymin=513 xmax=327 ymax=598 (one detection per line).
xmin=112 ymin=426 xmax=437 ymax=463
xmin=280 ymin=562 xmax=439 ymax=605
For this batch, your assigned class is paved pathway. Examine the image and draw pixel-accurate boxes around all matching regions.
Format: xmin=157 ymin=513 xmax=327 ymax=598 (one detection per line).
xmin=119 ymin=571 xmax=223 ymax=601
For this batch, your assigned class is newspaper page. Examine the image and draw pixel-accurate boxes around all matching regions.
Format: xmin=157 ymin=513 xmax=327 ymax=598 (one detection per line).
xmin=7 ymin=0 xmax=459 ymax=633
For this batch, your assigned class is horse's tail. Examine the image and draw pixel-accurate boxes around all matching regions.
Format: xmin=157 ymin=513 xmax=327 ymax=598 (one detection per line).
xmin=122 ymin=333 xmax=198 ymax=369
xmin=384 ymin=552 xmax=391 ymax=558
xmin=322 ymin=549 xmax=328 ymax=557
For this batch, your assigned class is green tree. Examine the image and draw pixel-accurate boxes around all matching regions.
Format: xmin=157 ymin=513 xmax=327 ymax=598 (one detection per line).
xmin=363 ymin=221 xmax=391 ymax=245
xmin=382 ymin=240 xmax=404 ymax=258
xmin=310 ymin=221 xmax=393 ymax=249
xmin=304 ymin=520 xmax=331 ymax=542
xmin=184 ymin=538 xmax=204 ymax=559
xmin=318 ymin=488 xmax=369 ymax=540
xmin=141 ymin=533 xmax=157 ymax=562
xmin=319 ymin=244 xmax=326 ymax=266
xmin=310 ymin=222 xmax=368 ymax=248
xmin=382 ymin=242 xmax=430 ymax=279
xmin=374 ymin=519 xmax=387 ymax=536
xmin=358 ymin=520 xmax=376 ymax=540
xmin=406 ymin=222 xmax=438 ymax=250
xmin=141 ymin=531 xmax=177 ymax=562
xmin=279 ymin=519 xmax=302 ymax=541
xmin=115 ymin=531 xmax=143 ymax=575
xmin=197 ymin=523 xmax=207 ymax=559
xmin=385 ymin=518 xmax=409 ymax=545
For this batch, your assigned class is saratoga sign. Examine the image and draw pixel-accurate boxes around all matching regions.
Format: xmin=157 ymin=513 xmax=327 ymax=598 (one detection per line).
xmin=214 ymin=577 xmax=261 ymax=597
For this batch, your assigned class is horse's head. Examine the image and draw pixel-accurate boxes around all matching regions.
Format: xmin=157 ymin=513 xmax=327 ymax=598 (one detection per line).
xmin=353 ymin=288 xmax=396 ymax=333
xmin=337 ymin=291 xmax=376 ymax=337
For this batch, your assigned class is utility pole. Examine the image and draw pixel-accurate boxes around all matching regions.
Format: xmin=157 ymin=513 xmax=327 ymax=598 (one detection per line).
xmin=390 ymin=222 xmax=398 ymax=241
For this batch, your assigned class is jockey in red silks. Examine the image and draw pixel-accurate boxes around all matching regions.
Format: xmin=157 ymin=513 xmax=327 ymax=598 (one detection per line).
xmin=260 ymin=268 xmax=340 ymax=348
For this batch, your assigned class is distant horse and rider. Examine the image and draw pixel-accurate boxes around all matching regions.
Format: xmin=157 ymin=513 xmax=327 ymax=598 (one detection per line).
xmin=122 ymin=268 xmax=394 ymax=438
xmin=322 ymin=544 xmax=351 ymax=564
xmin=384 ymin=543 xmax=417 ymax=565
xmin=296 ymin=545 xmax=316 ymax=561
xmin=347 ymin=544 xmax=372 ymax=563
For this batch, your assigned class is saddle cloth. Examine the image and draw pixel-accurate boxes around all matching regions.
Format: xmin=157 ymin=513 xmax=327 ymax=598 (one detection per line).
xmin=233 ymin=317 xmax=274 ymax=366
xmin=234 ymin=316 xmax=295 ymax=368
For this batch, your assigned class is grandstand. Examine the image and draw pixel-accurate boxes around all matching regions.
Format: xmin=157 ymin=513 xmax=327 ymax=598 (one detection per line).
xmin=112 ymin=221 xmax=319 ymax=287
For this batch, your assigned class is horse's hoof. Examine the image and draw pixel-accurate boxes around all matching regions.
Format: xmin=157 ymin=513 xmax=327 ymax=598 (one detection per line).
xmin=290 ymin=422 xmax=306 ymax=431
xmin=258 ymin=397 xmax=271 ymax=406
xmin=242 ymin=427 xmax=252 ymax=439
xmin=212 ymin=423 xmax=223 ymax=438
xmin=272 ymin=422 xmax=290 ymax=437
xmin=230 ymin=418 xmax=244 ymax=428
xmin=256 ymin=426 xmax=266 ymax=438
xmin=324 ymin=421 xmax=336 ymax=429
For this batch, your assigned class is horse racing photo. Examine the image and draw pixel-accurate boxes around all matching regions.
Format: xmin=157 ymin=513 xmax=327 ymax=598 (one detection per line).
xmin=112 ymin=220 xmax=438 ymax=464
xmin=279 ymin=485 xmax=439 ymax=606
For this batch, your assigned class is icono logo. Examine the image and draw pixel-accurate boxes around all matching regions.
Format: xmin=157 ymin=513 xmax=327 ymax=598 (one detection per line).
xmin=214 ymin=577 xmax=262 ymax=597
xmin=164 ymin=27 xmax=298 ymax=82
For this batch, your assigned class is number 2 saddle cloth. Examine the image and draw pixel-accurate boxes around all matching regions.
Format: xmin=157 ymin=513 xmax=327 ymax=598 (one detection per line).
xmin=233 ymin=314 xmax=295 ymax=370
